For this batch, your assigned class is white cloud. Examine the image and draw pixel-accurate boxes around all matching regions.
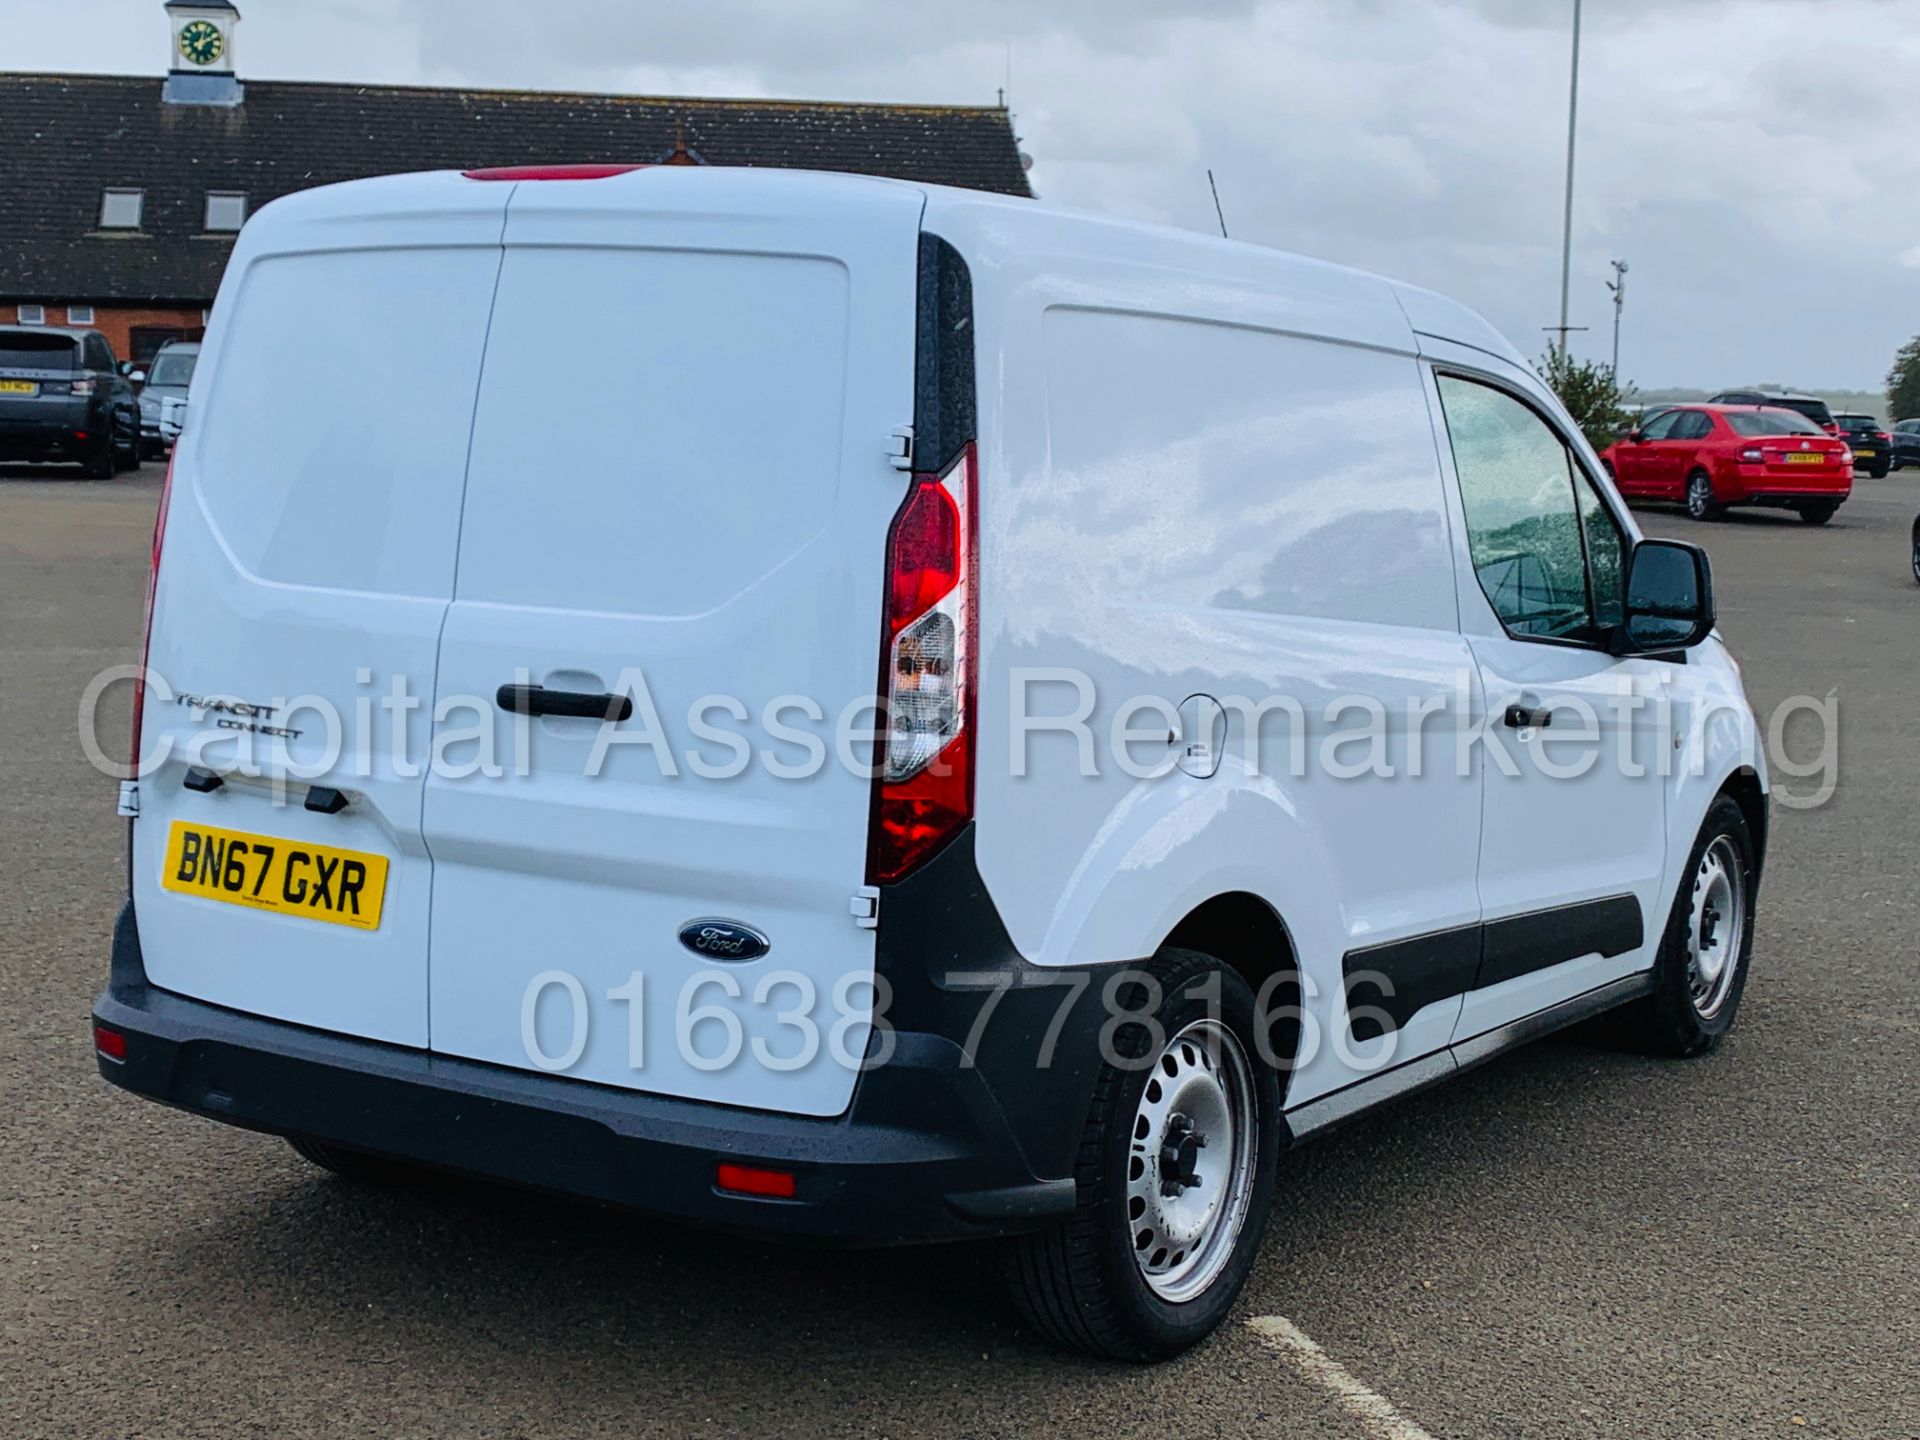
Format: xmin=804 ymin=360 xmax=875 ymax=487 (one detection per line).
xmin=6 ymin=0 xmax=1920 ymax=385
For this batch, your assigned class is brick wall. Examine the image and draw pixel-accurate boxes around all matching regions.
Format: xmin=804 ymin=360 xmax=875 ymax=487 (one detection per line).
xmin=1 ymin=303 xmax=207 ymax=365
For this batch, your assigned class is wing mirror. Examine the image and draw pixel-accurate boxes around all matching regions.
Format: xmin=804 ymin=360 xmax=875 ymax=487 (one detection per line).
xmin=128 ymin=370 xmax=147 ymax=386
xmin=1628 ymin=428 xmax=1646 ymax=444
xmin=1615 ymin=538 xmax=1714 ymax=655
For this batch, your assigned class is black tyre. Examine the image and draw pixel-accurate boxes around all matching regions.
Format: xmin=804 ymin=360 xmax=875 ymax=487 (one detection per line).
xmin=1796 ymin=501 xmax=1839 ymax=526
xmin=287 ymin=1135 xmax=427 ymax=1184
xmin=1610 ymin=795 xmax=1757 ymax=1058
xmin=114 ymin=415 xmax=141 ymax=473
xmin=1004 ymin=949 xmax=1281 ymax=1361
xmin=1910 ymin=518 xmax=1919 ymax=586
xmin=1684 ymin=470 xmax=1722 ymax=521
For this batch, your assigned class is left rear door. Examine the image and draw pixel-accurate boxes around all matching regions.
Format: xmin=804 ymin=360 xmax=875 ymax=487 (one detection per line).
xmin=131 ymin=174 xmax=509 ymax=1047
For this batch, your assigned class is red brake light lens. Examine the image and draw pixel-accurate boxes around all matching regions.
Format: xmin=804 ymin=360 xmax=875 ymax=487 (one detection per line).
xmin=715 ymin=1163 xmax=796 ymax=1199
xmin=869 ymin=445 xmax=976 ymax=886
xmin=93 ymin=1025 xmax=127 ymax=1062
xmin=462 ymin=164 xmax=649 ymax=182
xmin=129 ymin=453 xmax=176 ymax=777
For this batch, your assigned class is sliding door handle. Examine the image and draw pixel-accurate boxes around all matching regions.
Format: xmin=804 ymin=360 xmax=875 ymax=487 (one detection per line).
xmin=1503 ymin=703 xmax=1552 ymax=730
xmin=495 ymin=684 xmax=634 ymax=723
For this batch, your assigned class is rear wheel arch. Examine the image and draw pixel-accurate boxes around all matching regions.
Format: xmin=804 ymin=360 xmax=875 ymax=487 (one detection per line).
xmin=1160 ymin=891 xmax=1303 ymax=1077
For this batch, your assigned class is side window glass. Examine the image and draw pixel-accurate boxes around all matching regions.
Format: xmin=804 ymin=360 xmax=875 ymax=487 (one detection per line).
xmin=1435 ymin=375 xmax=1597 ymax=643
xmin=1640 ymin=410 xmax=1681 ymax=441
xmin=1678 ymin=412 xmax=1712 ymax=441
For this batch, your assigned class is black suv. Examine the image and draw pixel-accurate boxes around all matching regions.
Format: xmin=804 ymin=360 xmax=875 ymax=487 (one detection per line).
xmin=0 ymin=326 xmax=141 ymax=477
xmin=1709 ymin=389 xmax=1837 ymax=434
xmin=1891 ymin=419 xmax=1920 ymax=472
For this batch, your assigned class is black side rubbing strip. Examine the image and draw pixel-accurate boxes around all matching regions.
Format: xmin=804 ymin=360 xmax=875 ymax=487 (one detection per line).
xmin=1475 ymin=895 xmax=1644 ymax=991
xmin=1342 ymin=924 xmax=1482 ymax=1042
xmin=913 ymin=233 xmax=975 ymax=477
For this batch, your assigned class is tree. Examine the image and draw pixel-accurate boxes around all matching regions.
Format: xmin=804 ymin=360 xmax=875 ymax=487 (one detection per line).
xmin=1537 ymin=349 xmax=1637 ymax=454
xmin=1887 ymin=336 xmax=1920 ymax=422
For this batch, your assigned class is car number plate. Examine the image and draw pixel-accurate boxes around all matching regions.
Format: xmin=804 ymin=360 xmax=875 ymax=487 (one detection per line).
xmin=1853 ymin=447 xmax=1876 ymax=458
xmin=1783 ymin=452 xmax=1825 ymax=465
xmin=0 ymin=380 xmax=36 ymax=395
xmin=161 ymin=820 xmax=389 ymax=930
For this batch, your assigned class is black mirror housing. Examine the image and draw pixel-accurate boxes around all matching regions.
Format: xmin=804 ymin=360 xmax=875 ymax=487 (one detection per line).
xmin=1617 ymin=538 xmax=1714 ymax=654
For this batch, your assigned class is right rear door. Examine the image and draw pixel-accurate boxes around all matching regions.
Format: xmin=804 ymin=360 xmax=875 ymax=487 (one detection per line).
xmin=422 ymin=171 xmax=925 ymax=1118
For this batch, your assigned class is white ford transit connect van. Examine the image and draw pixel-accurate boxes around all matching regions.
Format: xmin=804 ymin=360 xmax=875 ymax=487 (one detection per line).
xmin=94 ymin=165 xmax=1767 ymax=1360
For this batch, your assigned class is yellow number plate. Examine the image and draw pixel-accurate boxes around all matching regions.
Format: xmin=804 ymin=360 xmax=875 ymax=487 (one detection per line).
xmin=1784 ymin=452 xmax=1826 ymax=465
xmin=161 ymin=820 xmax=389 ymax=930
xmin=0 ymin=380 xmax=36 ymax=394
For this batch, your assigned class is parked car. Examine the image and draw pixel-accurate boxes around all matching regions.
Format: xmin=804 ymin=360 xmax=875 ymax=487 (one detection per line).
xmin=1600 ymin=403 xmax=1853 ymax=524
xmin=135 ymin=341 xmax=199 ymax=458
xmin=1709 ymin=388 xmax=1838 ymax=434
xmin=1891 ymin=418 xmax=1920 ymax=471
xmin=0 ymin=325 xmax=140 ymax=477
xmin=1911 ymin=513 xmax=1919 ymax=585
xmin=93 ymin=167 xmax=1766 ymax=1362
xmin=1832 ymin=412 xmax=1891 ymax=479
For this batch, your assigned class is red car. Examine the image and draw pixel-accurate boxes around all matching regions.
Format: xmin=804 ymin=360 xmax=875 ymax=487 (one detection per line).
xmin=1601 ymin=404 xmax=1853 ymax=525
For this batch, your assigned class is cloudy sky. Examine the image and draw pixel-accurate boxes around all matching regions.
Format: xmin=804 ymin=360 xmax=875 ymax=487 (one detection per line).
xmin=10 ymin=0 xmax=1920 ymax=389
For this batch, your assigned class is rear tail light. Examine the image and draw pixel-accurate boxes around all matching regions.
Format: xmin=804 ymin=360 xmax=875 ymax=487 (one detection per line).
xmin=69 ymin=377 xmax=96 ymax=396
xmin=868 ymin=444 xmax=976 ymax=885
xmin=1839 ymin=447 xmax=1854 ymax=466
xmin=129 ymin=452 xmax=177 ymax=777
xmin=1740 ymin=448 xmax=1764 ymax=463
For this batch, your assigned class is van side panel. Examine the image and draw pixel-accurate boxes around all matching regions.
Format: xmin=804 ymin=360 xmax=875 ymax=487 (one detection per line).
xmin=934 ymin=200 xmax=1483 ymax=1103
xmin=131 ymin=174 xmax=510 ymax=1046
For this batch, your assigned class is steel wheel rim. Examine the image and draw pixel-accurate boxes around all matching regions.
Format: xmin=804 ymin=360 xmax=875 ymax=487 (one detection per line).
xmin=1687 ymin=836 xmax=1746 ymax=1020
xmin=1688 ymin=475 xmax=1711 ymax=517
xmin=1125 ymin=1018 xmax=1259 ymax=1304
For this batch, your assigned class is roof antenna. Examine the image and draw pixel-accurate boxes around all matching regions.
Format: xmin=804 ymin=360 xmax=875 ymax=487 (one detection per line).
xmin=1207 ymin=169 xmax=1229 ymax=239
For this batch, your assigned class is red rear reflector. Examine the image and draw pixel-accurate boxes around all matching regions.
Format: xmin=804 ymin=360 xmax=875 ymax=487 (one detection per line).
xmin=462 ymin=164 xmax=649 ymax=182
xmin=93 ymin=1025 xmax=127 ymax=1061
xmin=715 ymin=1163 xmax=797 ymax=1199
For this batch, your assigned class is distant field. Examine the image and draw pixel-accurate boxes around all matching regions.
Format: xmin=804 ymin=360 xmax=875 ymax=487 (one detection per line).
xmin=1638 ymin=386 xmax=1890 ymax=420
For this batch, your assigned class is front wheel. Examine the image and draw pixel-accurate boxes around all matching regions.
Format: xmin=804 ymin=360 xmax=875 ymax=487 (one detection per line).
xmin=1610 ymin=795 xmax=1757 ymax=1057
xmin=1796 ymin=501 xmax=1840 ymax=526
xmin=1685 ymin=470 xmax=1723 ymax=521
xmin=1004 ymin=949 xmax=1281 ymax=1361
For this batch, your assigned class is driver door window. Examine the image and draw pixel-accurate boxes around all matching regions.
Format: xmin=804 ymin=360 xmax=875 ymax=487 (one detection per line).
xmin=1435 ymin=374 xmax=1623 ymax=645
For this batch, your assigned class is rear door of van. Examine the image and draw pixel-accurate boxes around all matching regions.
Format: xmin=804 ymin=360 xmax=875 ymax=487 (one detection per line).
xmin=422 ymin=170 xmax=923 ymax=1118
xmin=131 ymin=174 xmax=511 ymax=1046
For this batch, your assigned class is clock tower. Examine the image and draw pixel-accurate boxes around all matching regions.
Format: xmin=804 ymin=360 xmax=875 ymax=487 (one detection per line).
xmin=162 ymin=0 xmax=243 ymax=107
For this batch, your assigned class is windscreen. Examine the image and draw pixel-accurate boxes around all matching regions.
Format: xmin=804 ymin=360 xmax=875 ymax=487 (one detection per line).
xmin=0 ymin=334 xmax=79 ymax=371
xmin=1727 ymin=409 xmax=1824 ymax=437
xmin=147 ymin=351 xmax=197 ymax=387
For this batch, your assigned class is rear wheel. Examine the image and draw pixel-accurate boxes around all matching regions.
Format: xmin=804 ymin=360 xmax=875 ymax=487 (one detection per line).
xmin=1684 ymin=470 xmax=1722 ymax=521
xmin=1796 ymin=501 xmax=1839 ymax=526
xmin=1609 ymin=795 xmax=1756 ymax=1058
xmin=1910 ymin=518 xmax=1919 ymax=586
xmin=113 ymin=413 xmax=140 ymax=472
xmin=1003 ymin=949 xmax=1281 ymax=1361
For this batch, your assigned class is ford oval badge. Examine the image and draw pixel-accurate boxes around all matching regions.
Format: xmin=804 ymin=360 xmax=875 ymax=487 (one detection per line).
xmin=678 ymin=919 xmax=770 ymax=962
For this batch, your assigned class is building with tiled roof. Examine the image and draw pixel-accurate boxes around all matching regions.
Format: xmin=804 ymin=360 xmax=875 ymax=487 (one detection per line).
xmin=1 ymin=2 xmax=1033 ymax=364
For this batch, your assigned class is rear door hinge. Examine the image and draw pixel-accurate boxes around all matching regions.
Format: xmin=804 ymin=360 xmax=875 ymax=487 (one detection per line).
xmin=850 ymin=885 xmax=881 ymax=930
xmin=886 ymin=426 xmax=915 ymax=472
xmin=116 ymin=780 xmax=140 ymax=818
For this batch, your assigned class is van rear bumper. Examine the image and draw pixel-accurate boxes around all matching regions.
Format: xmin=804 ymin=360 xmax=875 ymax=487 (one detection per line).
xmin=92 ymin=834 xmax=1108 ymax=1245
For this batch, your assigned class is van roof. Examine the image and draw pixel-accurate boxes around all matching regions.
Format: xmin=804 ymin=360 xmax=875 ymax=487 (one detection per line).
xmin=248 ymin=166 xmax=1522 ymax=366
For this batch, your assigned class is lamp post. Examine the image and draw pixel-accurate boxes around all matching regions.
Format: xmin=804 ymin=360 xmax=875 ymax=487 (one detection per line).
xmin=1555 ymin=0 xmax=1584 ymax=355
xmin=1607 ymin=259 xmax=1629 ymax=377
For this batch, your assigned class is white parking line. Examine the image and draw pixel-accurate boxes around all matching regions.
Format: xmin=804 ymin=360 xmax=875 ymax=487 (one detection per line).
xmin=1247 ymin=1315 xmax=1437 ymax=1440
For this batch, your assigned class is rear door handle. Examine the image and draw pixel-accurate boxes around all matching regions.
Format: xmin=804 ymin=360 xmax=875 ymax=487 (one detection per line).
xmin=495 ymin=684 xmax=634 ymax=723
xmin=1504 ymin=703 xmax=1552 ymax=730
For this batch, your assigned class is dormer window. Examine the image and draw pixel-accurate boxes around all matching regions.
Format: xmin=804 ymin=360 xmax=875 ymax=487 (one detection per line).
xmin=100 ymin=189 xmax=145 ymax=230
xmin=205 ymin=192 xmax=247 ymax=232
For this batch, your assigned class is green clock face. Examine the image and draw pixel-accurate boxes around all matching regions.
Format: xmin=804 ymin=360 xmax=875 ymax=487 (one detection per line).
xmin=179 ymin=19 xmax=225 ymax=67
